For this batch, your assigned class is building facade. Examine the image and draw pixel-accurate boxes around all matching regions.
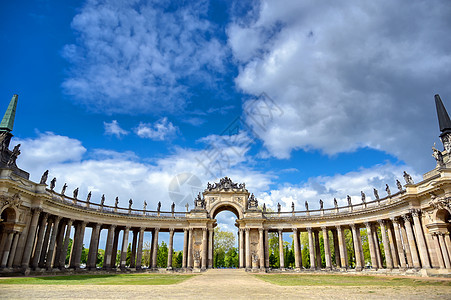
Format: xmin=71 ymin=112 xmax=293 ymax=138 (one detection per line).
xmin=0 ymin=94 xmax=450 ymax=276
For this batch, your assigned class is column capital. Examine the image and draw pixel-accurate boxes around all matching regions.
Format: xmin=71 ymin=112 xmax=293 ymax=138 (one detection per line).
xmin=66 ymin=218 xmax=73 ymax=226
xmin=124 ymin=226 xmax=131 ymax=230
xmin=41 ymin=212 xmax=49 ymax=220
xmin=390 ymin=217 xmax=400 ymax=224
xmin=80 ymin=221 xmax=88 ymax=227
xmin=169 ymin=228 xmax=175 ymax=232
xmin=321 ymin=226 xmax=327 ymax=231
xmin=154 ymin=227 xmax=160 ymax=232
xmin=31 ymin=207 xmax=43 ymax=214
xmin=402 ymin=214 xmax=412 ymax=223
xmin=364 ymin=222 xmax=372 ymax=228
xmin=202 ymin=227 xmax=207 ymax=231
xmin=189 ymin=228 xmax=193 ymax=232
xmin=292 ymin=228 xmax=298 ymax=233
xmin=306 ymin=227 xmax=312 ymax=233
xmin=409 ymin=208 xmax=421 ymax=218
xmin=277 ymin=228 xmax=283 ymax=234
xmin=245 ymin=228 xmax=250 ymax=232
xmin=377 ymin=219 xmax=385 ymax=225
xmin=184 ymin=228 xmax=188 ymax=232
xmin=139 ymin=227 xmax=145 ymax=232
xmin=110 ymin=224 xmax=117 ymax=230
xmin=53 ymin=215 xmax=62 ymax=223
xmin=259 ymin=228 xmax=264 ymax=233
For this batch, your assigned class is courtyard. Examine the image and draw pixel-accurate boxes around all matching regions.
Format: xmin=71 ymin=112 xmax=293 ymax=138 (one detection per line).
xmin=0 ymin=269 xmax=449 ymax=299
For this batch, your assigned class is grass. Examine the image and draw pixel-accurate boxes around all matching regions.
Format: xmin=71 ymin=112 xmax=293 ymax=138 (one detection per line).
xmin=254 ymin=274 xmax=451 ymax=287
xmin=0 ymin=273 xmax=196 ymax=285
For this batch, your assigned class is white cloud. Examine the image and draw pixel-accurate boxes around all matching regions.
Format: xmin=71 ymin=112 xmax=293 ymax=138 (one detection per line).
xmin=103 ymin=120 xmax=129 ymax=138
xmin=135 ymin=117 xmax=177 ymax=141
xmin=228 ymin=0 xmax=451 ymax=173
xmin=62 ymin=0 xmax=228 ymax=114
xmin=259 ymin=163 xmax=421 ymax=212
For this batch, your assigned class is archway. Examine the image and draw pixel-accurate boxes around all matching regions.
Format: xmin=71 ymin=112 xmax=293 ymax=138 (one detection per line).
xmin=212 ymin=208 xmax=240 ymax=268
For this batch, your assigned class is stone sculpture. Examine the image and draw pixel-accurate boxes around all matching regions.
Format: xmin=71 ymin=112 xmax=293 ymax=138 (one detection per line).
xmin=40 ymin=170 xmax=49 ymax=185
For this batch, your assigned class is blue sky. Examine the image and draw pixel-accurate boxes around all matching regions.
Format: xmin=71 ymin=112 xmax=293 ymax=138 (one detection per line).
xmin=1 ymin=0 xmax=451 ymax=250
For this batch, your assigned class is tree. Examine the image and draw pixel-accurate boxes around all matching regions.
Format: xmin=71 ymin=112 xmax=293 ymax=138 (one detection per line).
xmin=157 ymin=241 xmax=168 ymax=268
xmin=214 ymin=226 xmax=236 ymax=268
xmin=65 ymin=238 xmax=73 ymax=265
xmin=142 ymin=241 xmax=151 ymax=267
xmin=268 ymin=232 xmax=279 ymax=268
xmin=97 ymin=249 xmax=105 ymax=267
xmin=126 ymin=243 xmax=132 ymax=266
xmin=81 ymin=244 xmax=89 ymax=265
xmin=173 ymin=251 xmax=183 ymax=268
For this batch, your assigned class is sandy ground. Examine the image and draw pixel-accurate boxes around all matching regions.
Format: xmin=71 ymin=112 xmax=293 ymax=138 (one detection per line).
xmin=0 ymin=269 xmax=450 ymax=300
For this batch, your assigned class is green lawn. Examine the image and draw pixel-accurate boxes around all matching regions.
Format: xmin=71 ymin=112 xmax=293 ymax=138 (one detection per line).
xmin=0 ymin=273 xmax=196 ymax=285
xmin=254 ymin=274 xmax=451 ymax=287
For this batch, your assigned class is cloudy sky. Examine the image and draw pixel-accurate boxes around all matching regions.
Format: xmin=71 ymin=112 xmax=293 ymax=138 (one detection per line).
xmin=1 ymin=0 xmax=451 ymax=250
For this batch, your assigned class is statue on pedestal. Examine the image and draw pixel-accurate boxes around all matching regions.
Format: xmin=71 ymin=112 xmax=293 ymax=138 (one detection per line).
xmin=50 ymin=177 xmax=56 ymax=191
xmin=40 ymin=170 xmax=49 ymax=185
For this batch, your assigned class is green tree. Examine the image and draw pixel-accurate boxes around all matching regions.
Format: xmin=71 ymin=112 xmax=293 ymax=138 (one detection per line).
xmin=81 ymin=244 xmax=89 ymax=265
xmin=157 ymin=241 xmax=168 ymax=268
xmin=173 ymin=251 xmax=183 ymax=268
xmin=126 ymin=243 xmax=132 ymax=266
xmin=97 ymin=249 xmax=105 ymax=267
xmin=213 ymin=227 xmax=236 ymax=268
xmin=300 ymin=232 xmax=310 ymax=268
xmin=65 ymin=238 xmax=73 ymax=265
xmin=268 ymin=232 xmax=279 ymax=268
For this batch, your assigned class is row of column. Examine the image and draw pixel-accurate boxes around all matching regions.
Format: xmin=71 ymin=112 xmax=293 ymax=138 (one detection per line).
xmin=269 ymin=212 xmax=450 ymax=270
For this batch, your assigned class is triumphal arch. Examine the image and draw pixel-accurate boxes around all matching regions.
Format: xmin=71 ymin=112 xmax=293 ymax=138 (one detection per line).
xmin=0 ymin=94 xmax=450 ymax=276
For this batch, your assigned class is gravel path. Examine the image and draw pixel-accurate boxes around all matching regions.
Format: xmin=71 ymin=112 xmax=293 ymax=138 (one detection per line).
xmin=0 ymin=269 xmax=449 ymax=299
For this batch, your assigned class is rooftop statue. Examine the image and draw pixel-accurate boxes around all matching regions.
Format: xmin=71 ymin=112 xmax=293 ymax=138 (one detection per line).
xmin=157 ymin=201 xmax=161 ymax=212
xmin=115 ymin=197 xmax=119 ymax=208
xmin=373 ymin=188 xmax=379 ymax=200
xmin=347 ymin=195 xmax=352 ymax=206
xmin=129 ymin=199 xmax=133 ymax=209
xmin=248 ymin=193 xmax=258 ymax=209
xmin=319 ymin=199 xmax=323 ymax=210
xmin=403 ymin=171 xmax=414 ymax=185
xmin=291 ymin=202 xmax=295 ymax=212
xmin=7 ymin=143 xmax=20 ymax=167
xmin=171 ymin=202 xmax=175 ymax=212
xmin=143 ymin=201 xmax=147 ymax=211
xmin=432 ymin=145 xmax=444 ymax=167
xmin=61 ymin=183 xmax=67 ymax=195
xmin=50 ymin=177 xmax=56 ymax=191
xmin=385 ymin=184 xmax=391 ymax=196
xmin=206 ymin=177 xmax=246 ymax=191
xmin=396 ymin=180 xmax=403 ymax=191
xmin=101 ymin=194 xmax=105 ymax=207
xmin=73 ymin=188 xmax=79 ymax=199
xmin=87 ymin=191 xmax=92 ymax=203
xmin=334 ymin=198 xmax=338 ymax=208
xmin=40 ymin=170 xmax=49 ymax=185
xmin=263 ymin=203 xmax=266 ymax=212
xmin=361 ymin=191 xmax=366 ymax=203
xmin=305 ymin=201 xmax=309 ymax=211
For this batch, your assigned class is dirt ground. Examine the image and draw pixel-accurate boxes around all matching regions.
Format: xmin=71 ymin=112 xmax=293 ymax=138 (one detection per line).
xmin=0 ymin=269 xmax=450 ymax=300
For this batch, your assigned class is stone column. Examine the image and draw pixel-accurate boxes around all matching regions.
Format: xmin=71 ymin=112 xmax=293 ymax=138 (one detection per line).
xmin=336 ymin=226 xmax=347 ymax=268
xmin=265 ymin=230 xmax=270 ymax=268
xmin=444 ymin=234 xmax=451 ymax=261
xmin=7 ymin=232 xmax=20 ymax=268
xmin=136 ymin=228 xmax=145 ymax=269
xmin=350 ymin=224 xmax=363 ymax=271
xmin=432 ymin=233 xmax=445 ymax=269
xmin=245 ymin=228 xmax=251 ymax=269
xmin=201 ymin=228 xmax=207 ymax=270
xmin=378 ymin=220 xmax=393 ymax=269
xmin=208 ymin=228 xmax=213 ymax=269
xmin=372 ymin=224 xmax=382 ymax=268
xmin=73 ymin=222 xmax=87 ymax=269
xmin=130 ymin=230 xmax=138 ymax=268
xmin=0 ymin=232 xmax=7 ymax=262
xmin=314 ymin=230 xmax=321 ymax=269
xmin=307 ymin=227 xmax=316 ymax=269
xmin=410 ymin=209 xmax=431 ymax=268
xmin=182 ymin=229 xmax=188 ymax=268
xmin=150 ymin=228 xmax=159 ymax=269
xmin=103 ymin=225 xmax=115 ymax=269
xmin=322 ymin=227 xmax=332 ymax=270
xmin=39 ymin=218 xmax=53 ymax=267
xmin=259 ymin=228 xmax=265 ymax=269
xmin=438 ymin=233 xmax=451 ymax=268
xmin=386 ymin=221 xmax=399 ymax=268
xmin=402 ymin=215 xmax=421 ymax=268
xmin=167 ymin=228 xmax=174 ymax=269
xmin=399 ymin=221 xmax=413 ymax=267
xmin=58 ymin=219 xmax=73 ymax=269
xmin=391 ymin=218 xmax=407 ymax=269
xmin=364 ymin=222 xmax=378 ymax=269
xmin=111 ymin=228 xmax=120 ymax=268
xmin=32 ymin=213 xmax=49 ymax=269
xmin=45 ymin=216 xmax=61 ymax=269
xmin=239 ymin=229 xmax=244 ymax=268
xmin=187 ymin=228 xmax=193 ymax=268
xmin=120 ymin=227 xmax=130 ymax=270
xmin=278 ymin=229 xmax=284 ymax=269
xmin=69 ymin=223 xmax=80 ymax=268
xmin=293 ymin=228 xmax=301 ymax=270
xmin=21 ymin=208 xmax=41 ymax=268
xmin=332 ymin=229 xmax=341 ymax=267
xmin=0 ymin=231 xmax=15 ymax=268
xmin=53 ymin=219 xmax=66 ymax=269
xmin=87 ymin=223 xmax=101 ymax=270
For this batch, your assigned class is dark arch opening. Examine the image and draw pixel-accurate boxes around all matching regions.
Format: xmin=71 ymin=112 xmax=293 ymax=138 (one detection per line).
xmin=436 ymin=209 xmax=450 ymax=223
xmin=1 ymin=207 xmax=16 ymax=223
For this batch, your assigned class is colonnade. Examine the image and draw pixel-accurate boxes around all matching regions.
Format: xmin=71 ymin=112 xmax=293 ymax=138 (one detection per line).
xmin=1 ymin=207 xmax=451 ymax=272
